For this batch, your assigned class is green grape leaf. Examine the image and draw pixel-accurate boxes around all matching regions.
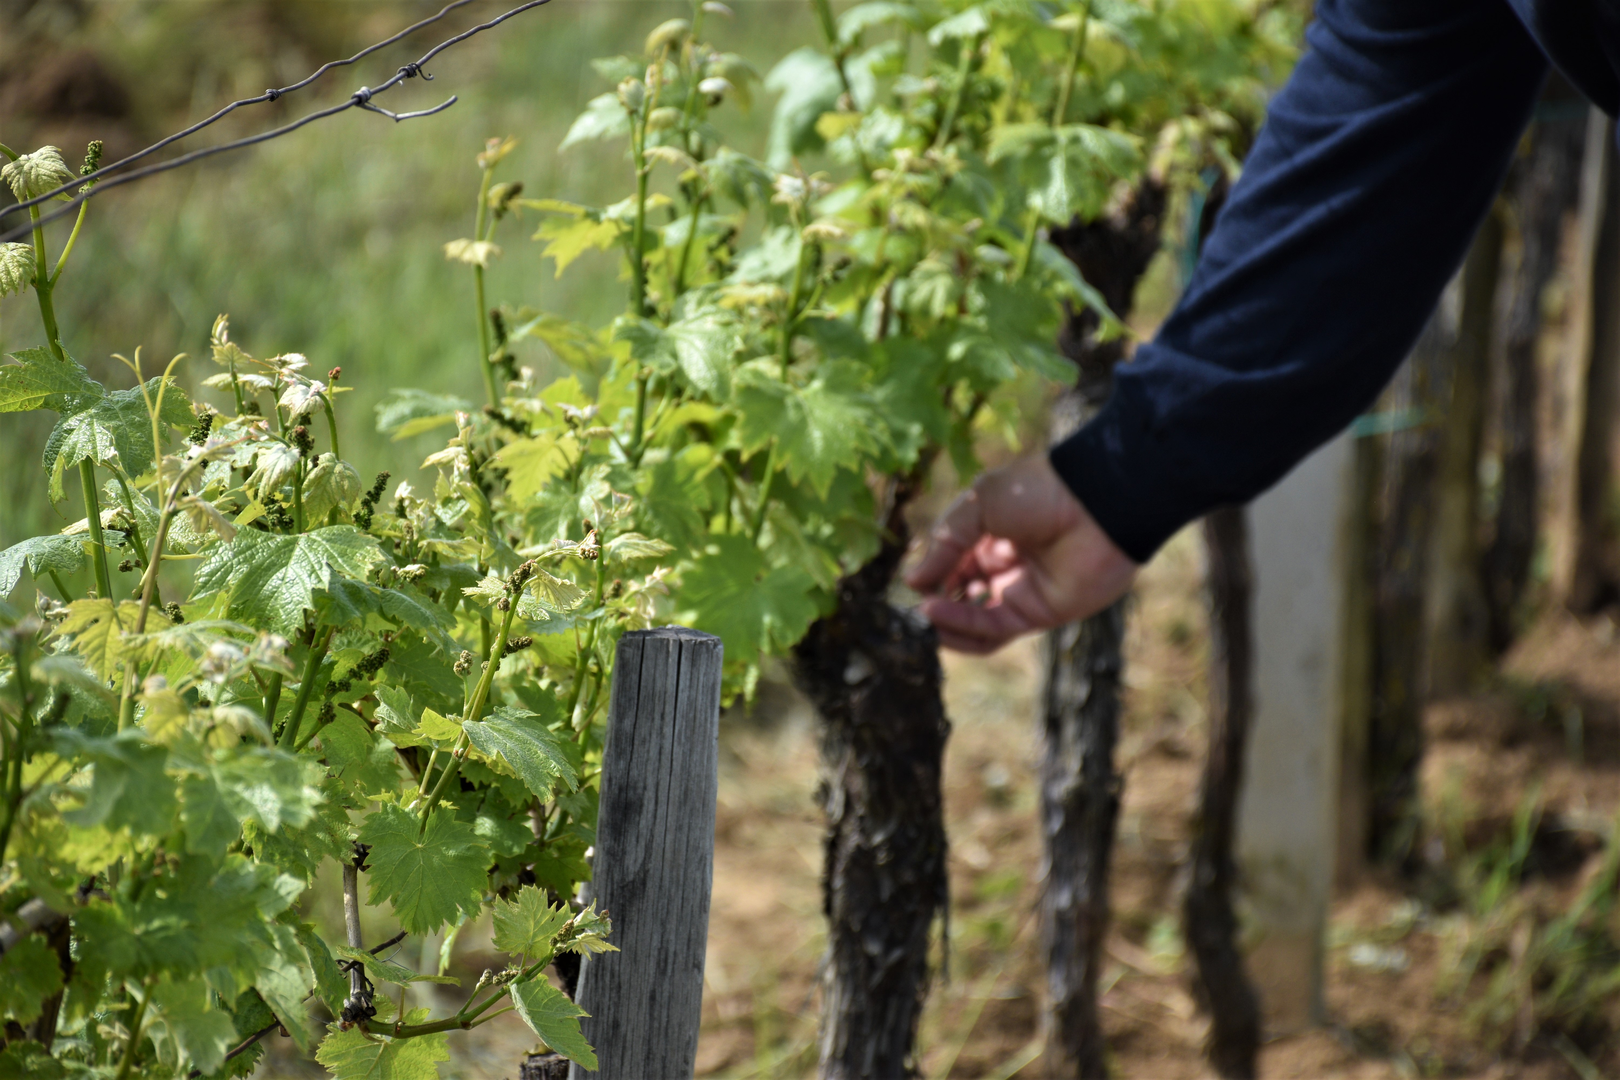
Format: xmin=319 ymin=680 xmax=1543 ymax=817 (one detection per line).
xmin=635 ymin=445 xmax=713 ymax=553
xmin=678 ymin=534 xmax=819 ymax=664
xmin=837 ymin=1 xmax=923 ymax=46
xmin=148 ymin=976 xmax=239 ymax=1077
xmin=373 ymin=684 xmax=425 ymax=748
xmin=507 ymin=312 xmax=612 ymax=373
xmin=316 ymin=1025 xmax=450 ymax=1080
xmin=559 ymin=92 xmax=631 ymax=152
xmin=247 ymin=920 xmax=320 ymax=1049
xmin=375 ymin=387 xmax=472 ymax=441
xmin=181 ymin=748 xmax=324 ymax=859
xmin=53 ymin=728 xmax=176 ymax=835
xmin=734 ymin=361 xmax=885 ymax=498
xmin=0 ymin=346 xmax=103 ymax=414
xmin=0 ymin=937 xmax=64 ymax=1026
xmin=0 ymin=1041 xmax=65 ymax=1079
xmin=463 ymin=705 xmax=577 ymax=798
xmin=312 ymin=570 xmax=456 ymax=653
xmin=52 ymin=598 xmax=150 ymax=682
xmin=0 ymin=533 xmax=85 ymax=596
xmin=2 ymin=146 xmax=74 ymax=201
xmin=43 ymin=377 xmax=192 ymax=490
xmin=764 ymin=47 xmax=843 ymax=167
xmin=613 ymin=310 xmax=743 ymax=399
xmin=0 ymin=243 xmax=35 ymax=300
xmin=509 ymin=977 xmax=596 ymax=1070
xmin=192 ymin=526 xmax=385 ymax=637
xmin=491 ymin=886 xmax=571 ymax=959
xmin=358 ymin=803 xmax=490 ymax=934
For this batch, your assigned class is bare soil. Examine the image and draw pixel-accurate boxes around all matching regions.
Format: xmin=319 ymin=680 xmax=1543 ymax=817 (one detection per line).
xmin=256 ymin=527 xmax=1620 ymax=1079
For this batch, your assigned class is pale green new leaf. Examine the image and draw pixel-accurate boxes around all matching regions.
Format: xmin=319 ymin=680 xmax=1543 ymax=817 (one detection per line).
xmin=358 ymin=803 xmax=490 ymax=934
xmin=0 ymin=243 xmax=33 ymax=299
xmin=764 ymin=48 xmax=843 ymax=167
xmin=375 ymin=387 xmax=472 ymax=440
xmin=534 ymin=215 xmax=622 ymax=276
xmin=509 ymin=978 xmax=596 ymax=1070
xmin=191 ymin=526 xmax=385 ymax=636
xmin=559 ymin=92 xmax=631 ymax=151
xmin=491 ymin=885 xmax=571 ymax=959
xmin=2 ymin=146 xmax=73 ymax=201
xmin=603 ymin=532 xmax=672 ymax=563
xmin=0 ymin=534 xmax=84 ymax=596
xmin=464 ymin=705 xmax=577 ymax=798
xmin=416 ymin=707 xmax=462 ymax=742
xmin=0 ymin=347 xmax=102 ymax=413
xmin=316 ymin=1025 xmax=450 ymax=1080
xmin=517 ymin=567 xmax=588 ymax=622
xmin=301 ymin=453 xmax=362 ymax=521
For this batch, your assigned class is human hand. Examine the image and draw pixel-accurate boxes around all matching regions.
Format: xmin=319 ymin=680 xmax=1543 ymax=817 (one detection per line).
xmin=904 ymin=455 xmax=1138 ymax=654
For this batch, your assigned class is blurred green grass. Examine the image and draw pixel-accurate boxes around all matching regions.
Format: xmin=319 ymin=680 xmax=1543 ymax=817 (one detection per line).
xmin=1 ymin=0 xmax=811 ymax=550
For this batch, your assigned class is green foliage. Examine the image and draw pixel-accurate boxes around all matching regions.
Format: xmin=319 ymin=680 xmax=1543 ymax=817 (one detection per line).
xmin=510 ymin=977 xmax=597 ymax=1070
xmin=0 ymin=2 xmax=1296 ymax=1075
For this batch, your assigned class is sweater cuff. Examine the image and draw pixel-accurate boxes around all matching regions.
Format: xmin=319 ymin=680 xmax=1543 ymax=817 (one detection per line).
xmin=1048 ymin=384 xmax=1214 ymax=565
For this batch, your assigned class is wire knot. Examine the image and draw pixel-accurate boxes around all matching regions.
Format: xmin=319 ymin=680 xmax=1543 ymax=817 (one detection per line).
xmin=398 ymin=62 xmax=433 ymax=81
xmin=352 ymin=86 xmax=374 ymax=104
xmin=265 ymin=88 xmax=281 ymax=101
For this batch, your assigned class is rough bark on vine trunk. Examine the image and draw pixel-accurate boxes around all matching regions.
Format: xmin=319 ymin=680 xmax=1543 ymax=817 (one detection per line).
xmin=794 ymin=501 xmax=949 ymax=1080
xmin=1425 ymin=211 xmax=1502 ymax=696
xmin=1035 ymin=179 xmax=1166 ymax=1079
xmin=1485 ymin=83 xmax=1585 ymax=646
xmin=1367 ymin=315 xmax=1450 ymax=866
xmin=1562 ymin=109 xmax=1620 ymax=613
xmin=1185 ymin=506 xmax=1261 ymax=1080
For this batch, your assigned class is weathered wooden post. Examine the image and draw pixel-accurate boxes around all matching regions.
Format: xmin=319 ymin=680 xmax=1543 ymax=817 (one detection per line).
xmin=1235 ymin=433 xmax=1357 ymax=1033
xmin=567 ymin=626 xmax=724 ymax=1080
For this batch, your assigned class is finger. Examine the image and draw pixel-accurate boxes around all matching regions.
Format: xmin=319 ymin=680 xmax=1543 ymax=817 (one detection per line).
xmin=940 ymin=536 xmax=1022 ymax=598
xmin=917 ymin=594 xmax=1039 ymax=647
xmin=904 ymin=490 xmax=985 ymax=594
xmin=933 ymin=627 xmax=1004 ymax=655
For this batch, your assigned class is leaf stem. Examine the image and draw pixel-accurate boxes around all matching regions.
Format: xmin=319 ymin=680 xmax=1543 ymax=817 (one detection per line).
xmin=322 ymin=397 xmax=342 ymax=461
xmin=1015 ymin=207 xmax=1041 ymax=281
xmin=474 ymin=167 xmax=499 ymax=408
xmin=113 ymin=476 xmax=150 ymax=567
xmin=113 ymin=978 xmax=152 ymax=1080
xmin=630 ymin=371 xmax=649 ymax=459
xmin=278 ymin=626 xmax=336 ymax=750
xmin=262 ymin=673 xmax=285 ymax=735
xmin=629 ymin=116 xmax=650 ymax=317
xmin=934 ymin=33 xmax=983 ymax=151
xmin=79 ymin=462 xmax=114 ymax=601
xmin=49 ymin=200 xmax=90 ymax=285
xmin=1051 ymin=0 xmax=1095 ymax=128
xmin=419 ymin=595 xmax=516 ymax=833
xmin=750 ymin=442 xmax=777 ymax=543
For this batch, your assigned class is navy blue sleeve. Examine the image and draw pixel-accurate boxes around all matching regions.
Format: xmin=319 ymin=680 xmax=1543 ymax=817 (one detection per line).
xmin=1050 ymin=0 xmax=1548 ymax=563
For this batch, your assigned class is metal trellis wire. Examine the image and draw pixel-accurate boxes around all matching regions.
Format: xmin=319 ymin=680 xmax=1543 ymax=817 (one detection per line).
xmin=0 ymin=0 xmax=553 ymax=246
